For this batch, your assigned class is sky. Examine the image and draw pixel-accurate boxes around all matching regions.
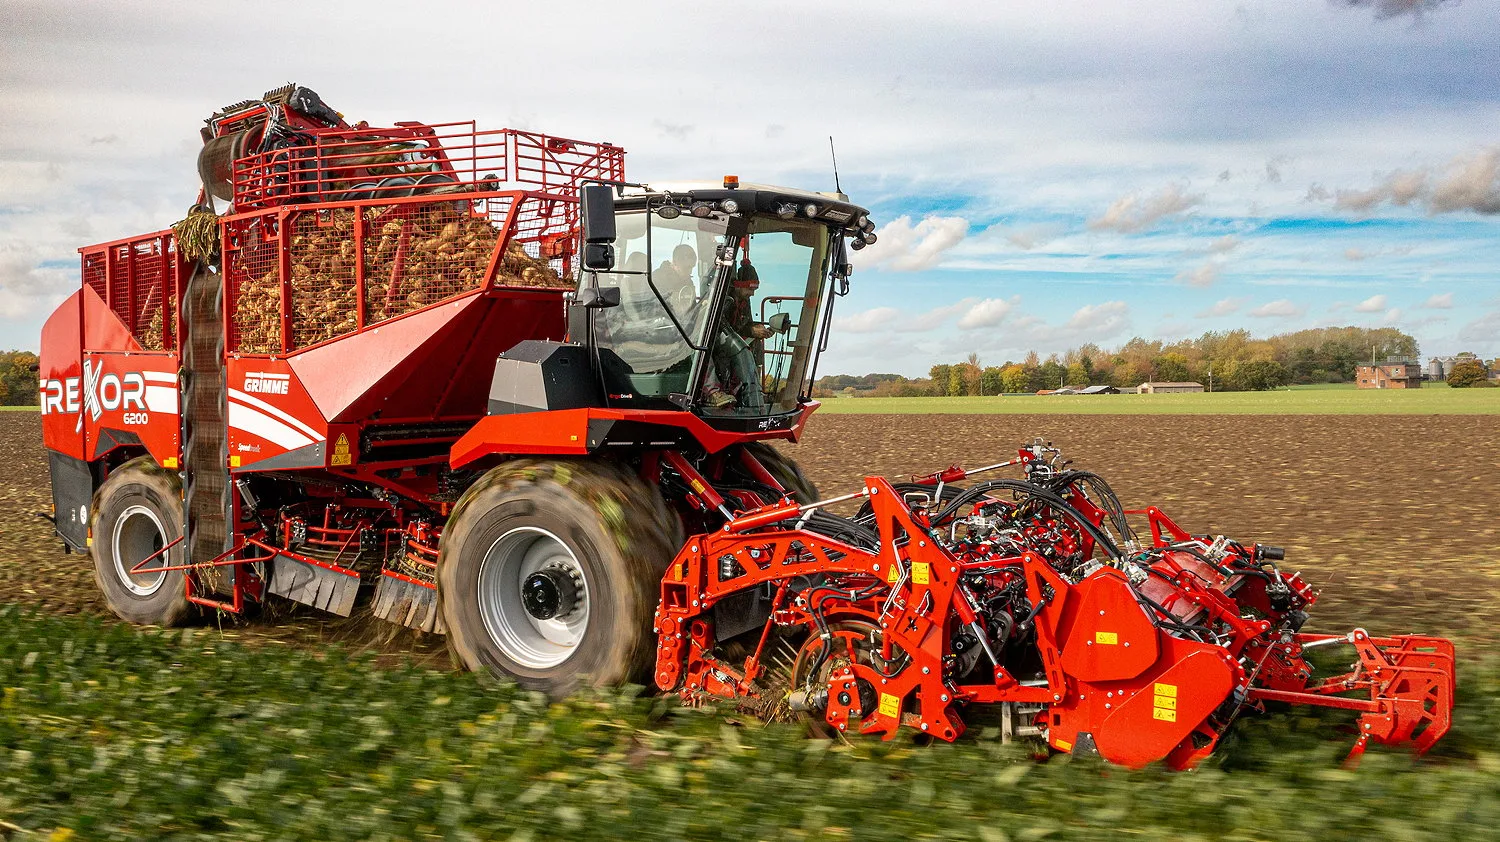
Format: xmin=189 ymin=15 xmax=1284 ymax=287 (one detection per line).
xmin=2 ymin=0 xmax=1498 ymax=377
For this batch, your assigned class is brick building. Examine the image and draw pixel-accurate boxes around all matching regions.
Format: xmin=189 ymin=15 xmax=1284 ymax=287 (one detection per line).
xmin=1356 ymin=360 xmax=1422 ymax=389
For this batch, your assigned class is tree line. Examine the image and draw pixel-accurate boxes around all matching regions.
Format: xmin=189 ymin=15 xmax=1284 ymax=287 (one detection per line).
xmin=0 ymin=351 xmax=38 ymax=405
xmin=816 ymin=326 xmax=1420 ymax=397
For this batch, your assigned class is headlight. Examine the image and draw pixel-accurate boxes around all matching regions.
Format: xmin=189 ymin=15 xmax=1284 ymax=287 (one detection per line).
xmin=803 ymin=203 xmax=819 ymax=218
xmin=720 ymin=198 xmax=740 ymax=214
xmin=690 ymin=202 xmax=714 ymax=218
xmin=776 ymin=203 xmax=798 ymax=220
xmin=656 ymin=205 xmax=681 ymax=219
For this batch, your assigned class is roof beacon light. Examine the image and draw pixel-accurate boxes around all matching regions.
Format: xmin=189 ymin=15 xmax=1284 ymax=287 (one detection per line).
xmin=723 ymin=175 xmax=740 ymax=189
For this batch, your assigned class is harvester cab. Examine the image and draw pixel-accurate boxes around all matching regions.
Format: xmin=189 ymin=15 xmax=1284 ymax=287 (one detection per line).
xmin=569 ymin=179 xmax=869 ymax=425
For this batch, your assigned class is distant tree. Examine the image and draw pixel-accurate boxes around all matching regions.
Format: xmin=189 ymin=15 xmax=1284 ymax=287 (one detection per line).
xmin=1447 ymin=359 xmax=1492 ymax=388
xmin=980 ymin=366 xmax=1004 ymax=396
xmin=1152 ymin=353 xmax=1191 ymax=383
xmin=928 ymin=364 xmax=953 ymax=397
xmin=1064 ymin=362 xmax=1090 ymax=388
xmin=1037 ymin=357 xmax=1066 ymax=391
xmin=947 ymin=367 xmax=966 ymax=397
xmin=1232 ymin=360 xmax=1292 ymax=391
xmin=1000 ymin=364 xmax=1030 ymax=394
xmin=0 ymin=351 xmax=38 ymax=406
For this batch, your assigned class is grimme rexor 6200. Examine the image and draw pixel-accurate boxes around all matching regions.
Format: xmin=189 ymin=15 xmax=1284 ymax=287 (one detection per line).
xmin=39 ymin=85 xmax=1454 ymax=767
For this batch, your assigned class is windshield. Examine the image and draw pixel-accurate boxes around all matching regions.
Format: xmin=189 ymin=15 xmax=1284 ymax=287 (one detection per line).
xmin=706 ymin=217 xmax=830 ymax=415
xmin=588 ymin=208 xmax=831 ymax=416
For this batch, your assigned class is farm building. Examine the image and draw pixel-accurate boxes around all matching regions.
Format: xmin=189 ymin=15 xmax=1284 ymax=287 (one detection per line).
xmin=1357 ymin=360 xmax=1422 ymax=389
xmin=1138 ymin=381 xmax=1204 ymax=394
xmin=1077 ymin=385 xmax=1118 ymax=395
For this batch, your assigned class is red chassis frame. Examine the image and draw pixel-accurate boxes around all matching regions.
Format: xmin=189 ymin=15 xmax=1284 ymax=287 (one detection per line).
xmin=652 ymin=475 xmax=1456 ymax=769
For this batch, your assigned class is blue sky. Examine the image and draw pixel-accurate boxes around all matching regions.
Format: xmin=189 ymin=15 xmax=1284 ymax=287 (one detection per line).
xmin=2 ymin=0 xmax=1498 ymax=376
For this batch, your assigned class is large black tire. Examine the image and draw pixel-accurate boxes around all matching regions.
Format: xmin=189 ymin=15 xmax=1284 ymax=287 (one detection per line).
xmin=743 ymin=442 xmax=819 ymax=503
xmin=89 ymin=456 xmax=192 ymax=626
xmin=438 ymin=459 xmax=678 ymax=697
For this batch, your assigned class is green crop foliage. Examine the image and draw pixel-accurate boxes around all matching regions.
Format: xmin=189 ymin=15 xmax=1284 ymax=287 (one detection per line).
xmin=1 ymin=605 xmax=1497 ymax=841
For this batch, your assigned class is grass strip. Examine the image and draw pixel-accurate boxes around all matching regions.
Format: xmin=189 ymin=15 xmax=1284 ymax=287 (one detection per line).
xmin=1 ymin=606 xmax=1497 ymax=841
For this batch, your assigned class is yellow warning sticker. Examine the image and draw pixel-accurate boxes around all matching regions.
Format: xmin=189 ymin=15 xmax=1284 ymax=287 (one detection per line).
xmin=1054 ymin=738 xmax=1073 ymax=752
xmin=878 ymin=693 xmax=900 ymax=718
xmin=163 ymin=456 xmax=178 ymax=469
xmin=1095 ymin=631 xmax=1118 ymax=645
xmin=885 ymin=564 xmax=900 ymax=583
xmin=912 ymin=562 xmax=930 ymax=585
xmin=229 ymin=454 xmax=241 ymax=468
xmin=331 ymin=433 xmax=353 ymax=466
xmin=1152 ymin=682 xmax=1179 ymax=722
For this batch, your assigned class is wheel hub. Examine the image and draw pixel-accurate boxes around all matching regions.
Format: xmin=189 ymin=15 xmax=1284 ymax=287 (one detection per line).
xmin=522 ymin=568 xmax=579 ymax=620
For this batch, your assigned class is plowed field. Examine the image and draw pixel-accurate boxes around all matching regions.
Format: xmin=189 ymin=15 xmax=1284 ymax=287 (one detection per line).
xmin=3 ymin=410 xmax=1496 ymax=650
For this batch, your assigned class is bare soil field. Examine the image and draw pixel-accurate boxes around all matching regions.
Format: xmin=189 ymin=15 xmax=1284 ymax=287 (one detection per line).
xmin=2 ymin=410 xmax=1496 ymax=653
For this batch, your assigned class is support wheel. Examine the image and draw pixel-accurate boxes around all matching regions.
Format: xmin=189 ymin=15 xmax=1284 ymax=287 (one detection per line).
xmin=439 ymin=459 xmax=678 ymax=697
xmin=90 ymin=456 xmax=191 ymax=626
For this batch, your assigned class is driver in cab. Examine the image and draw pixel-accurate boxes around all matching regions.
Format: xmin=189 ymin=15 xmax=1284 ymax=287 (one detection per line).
xmin=702 ymin=258 xmax=773 ymax=410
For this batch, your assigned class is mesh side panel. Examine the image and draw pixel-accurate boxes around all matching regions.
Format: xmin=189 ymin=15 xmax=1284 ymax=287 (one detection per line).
xmin=362 ymin=198 xmax=504 ymax=327
xmin=107 ymin=244 xmax=135 ymax=335
xmin=287 ymin=209 xmax=360 ymax=349
xmin=82 ymin=252 xmax=107 ymax=308
xmin=130 ymin=239 xmax=167 ymax=351
xmin=79 ymin=235 xmax=181 ymax=352
xmin=224 ymin=215 xmax=283 ymax=354
xmin=501 ymin=195 xmax=575 ymax=289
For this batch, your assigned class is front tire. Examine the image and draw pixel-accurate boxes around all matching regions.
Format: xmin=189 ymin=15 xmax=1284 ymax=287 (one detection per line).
xmin=743 ymin=441 xmax=819 ymax=503
xmin=438 ymin=460 xmax=677 ymax=697
xmin=90 ymin=456 xmax=191 ymax=626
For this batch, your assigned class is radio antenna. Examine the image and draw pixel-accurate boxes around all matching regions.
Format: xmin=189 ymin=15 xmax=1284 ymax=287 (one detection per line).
xmin=829 ymin=136 xmax=842 ymax=195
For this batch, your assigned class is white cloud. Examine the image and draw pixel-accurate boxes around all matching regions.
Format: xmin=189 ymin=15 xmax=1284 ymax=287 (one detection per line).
xmin=1354 ymin=294 xmax=1388 ymax=312
xmin=1088 ymin=184 xmax=1201 ymax=234
xmin=1208 ymin=235 xmax=1241 ymax=254
xmin=1198 ymin=297 xmax=1246 ymax=317
xmin=1064 ymin=300 xmax=1130 ymax=333
xmin=1344 ymin=248 xmax=1366 ymax=261
xmin=1384 ymin=307 xmax=1403 ymax=323
xmin=956 ymin=296 xmax=1019 ymax=330
xmin=1422 ymin=292 xmax=1453 ymax=309
xmin=1249 ymin=299 xmax=1305 ymax=318
xmin=834 ymin=306 xmax=902 ymax=334
xmin=1331 ymin=145 xmax=1500 ymax=216
xmin=1457 ymin=309 xmax=1500 ymax=347
xmin=834 ymin=297 xmax=985 ymax=334
xmin=1175 ymin=261 xmax=1220 ymax=287
xmin=855 ymin=215 xmax=969 ymax=272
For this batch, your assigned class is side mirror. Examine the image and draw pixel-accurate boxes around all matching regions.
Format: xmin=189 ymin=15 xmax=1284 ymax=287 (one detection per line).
xmin=767 ymin=312 xmax=792 ymax=334
xmin=583 ymin=242 xmax=615 ymax=272
xmin=580 ymin=184 xmax=617 ymax=272
xmin=575 ymin=285 xmax=620 ymax=309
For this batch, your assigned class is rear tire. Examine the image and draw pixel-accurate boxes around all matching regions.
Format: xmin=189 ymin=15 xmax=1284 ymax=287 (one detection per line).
xmin=439 ymin=459 xmax=677 ymax=697
xmin=90 ymin=456 xmax=191 ymax=626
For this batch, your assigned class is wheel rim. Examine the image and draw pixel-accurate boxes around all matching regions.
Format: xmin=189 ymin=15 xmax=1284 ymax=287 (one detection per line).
xmin=112 ymin=504 xmax=169 ymax=597
xmin=477 ymin=526 xmax=590 ymax=669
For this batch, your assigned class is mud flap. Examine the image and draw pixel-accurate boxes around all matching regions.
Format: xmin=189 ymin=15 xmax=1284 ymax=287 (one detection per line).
xmin=268 ymin=555 xmax=360 ymax=616
xmin=371 ymin=572 xmax=445 ymax=634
